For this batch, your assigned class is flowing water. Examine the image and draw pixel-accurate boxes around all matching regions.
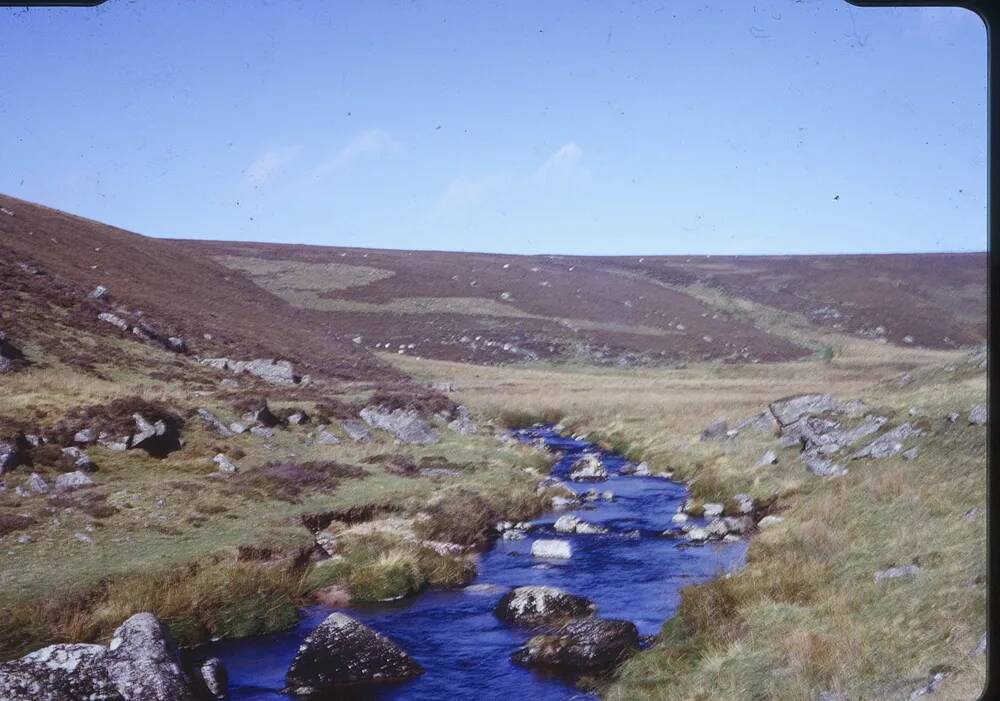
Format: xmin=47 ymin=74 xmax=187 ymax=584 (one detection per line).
xmin=195 ymin=426 xmax=746 ymax=700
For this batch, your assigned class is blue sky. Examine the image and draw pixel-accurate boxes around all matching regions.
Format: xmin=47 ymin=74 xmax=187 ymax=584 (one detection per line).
xmin=0 ymin=1 xmax=987 ymax=255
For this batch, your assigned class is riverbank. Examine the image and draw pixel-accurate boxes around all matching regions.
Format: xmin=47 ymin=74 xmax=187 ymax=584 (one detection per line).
xmin=386 ymin=340 xmax=988 ymax=699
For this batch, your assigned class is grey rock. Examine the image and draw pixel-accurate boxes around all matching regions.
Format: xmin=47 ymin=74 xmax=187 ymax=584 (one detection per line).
xmin=98 ymin=312 xmax=130 ymax=332
xmin=568 ymin=453 xmax=608 ymax=481
xmin=974 ymin=633 xmax=987 ymax=656
xmin=909 ymin=670 xmax=950 ymax=699
xmin=757 ymin=515 xmax=784 ymax=529
xmin=1 ymin=437 xmax=26 ymax=475
xmin=212 ymin=454 xmax=238 ymax=473
xmin=902 ymin=447 xmax=919 ymax=460
xmin=849 ymin=423 xmax=920 ymax=460
xmin=969 ymin=405 xmax=988 ymax=426
xmin=166 ymin=337 xmax=187 ymax=353
xmin=768 ymin=394 xmax=840 ymax=426
xmin=0 ymin=331 xmax=25 ymax=373
xmin=946 ymin=411 xmax=960 ymax=423
xmin=874 ymin=564 xmax=921 ymax=582
xmin=700 ymin=417 xmax=728 ymax=441
xmin=55 ymin=471 xmax=95 ymax=492
xmin=731 ymin=411 xmax=779 ymax=437
xmin=26 ymin=472 xmax=49 ymax=494
xmin=200 ymin=357 xmax=300 ymax=385
xmin=429 ymin=381 xmax=455 ymax=392
xmin=756 ymin=450 xmax=778 ymax=467
xmin=341 ymin=420 xmax=371 ymax=443
xmin=196 ymin=658 xmax=227 ymax=700
xmin=89 ymin=285 xmax=109 ymax=300
xmin=73 ymin=532 xmax=94 ymax=544
xmin=61 ymin=447 xmax=96 ymax=473
xmin=73 ymin=428 xmax=98 ymax=444
xmin=447 ymin=407 xmax=477 ymax=435
xmin=494 ymin=586 xmax=596 ymax=626
xmin=702 ymin=502 xmax=724 ymax=517
xmin=284 ymin=613 xmax=423 ymax=694
xmin=129 ymin=414 xmax=182 ymax=457
xmin=0 ymin=643 xmax=120 ymax=701
xmin=803 ymin=453 xmax=847 ymax=478
xmin=243 ymin=400 xmax=282 ymax=428
xmin=287 ymin=411 xmax=309 ymax=426
xmin=511 ymin=616 xmax=639 ymax=673
xmin=197 ymin=409 xmax=233 ymax=437
xmin=249 ymin=426 xmax=274 ymax=439
xmin=359 ymin=407 xmax=438 ymax=445
xmin=105 ymin=613 xmax=198 ymax=700
xmin=314 ymin=429 xmax=341 ymax=445
xmin=228 ymin=422 xmax=248 ymax=434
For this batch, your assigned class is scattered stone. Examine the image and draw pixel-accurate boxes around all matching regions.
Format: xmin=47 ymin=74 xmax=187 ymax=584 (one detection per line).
xmin=974 ymin=633 xmax=987 ymax=656
xmin=341 ymin=420 xmax=371 ymax=443
xmin=447 ymin=406 xmax=477 ymax=435
xmin=551 ymin=495 xmax=579 ymax=511
xmin=430 ymin=381 xmax=455 ymax=392
xmin=73 ymin=428 xmax=98 ymax=444
xmin=511 ymin=617 xmax=639 ymax=673
xmin=26 ymin=472 xmax=49 ymax=494
xmin=902 ymin=447 xmax=919 ymax=461
xmin=964 ymin=507 xmax=982 ymax=521
xmin=969 ymin=405 xmax=988 ymax=426
xmin=686 ymin=527 xmax=709 ymax=543
xmin=212 ymin=454 xmax=238 ymax=473
xmin=201 ymin=357 xmax=301 ymax=385
xmin=88 ymin=285 xmax=109 ymax=300
xmin=287 ymin=411 xmax=310 ymax=426
xmin=249 ymin=426 xmax=274 ymax=439
xmin=196 ymin=409 xmax=233 ymax=437
xmin=756 ymin=450 xmax=778 ymax=467
xmin=98 ymin=312 xmax=130 ymax=332
xmin=908 ymin=670 xmax=950 ymax=699
xmin=671 ymin=513 xmax=688 ymax=524
xmin=0 ymin=331 xmax=25 ymax=374
xmin=568 ymin=454 xmax=608 ymax=481
xmin=228 ymin=422 xmax=248 ymax=434
xmin=757 ymin=515 xmax=784 ymax=530
xmin=700 ymin=417 xmax=728 ymax=441
xmin=502 ymin=529 xmax=527 ymax=540
xmin=284 ymin=613 xmax=423 ymax=695
xmin=73 ymin=532 xmax=94 ymax=544
xmin=1 ymin=437 xmax=27 ymax=475
xmin=55 ymin=471 xmax=95 ymax=491
xmin=494 ymin=586 xmax=595 ymax=626
xmin=874 ymin=564 xmax=921 ymax=582
xmin=60 ymin=446 xmax=96 ymax=473
xmin=531 ymin=539 xmax=573 ymax=559
xmin=946 ymin=411 xmax=960 ymax=423
xmin=731 ymin=411 xmax=779 ymax=437
xmin=360 ymin=407 xmax=438 ymax=445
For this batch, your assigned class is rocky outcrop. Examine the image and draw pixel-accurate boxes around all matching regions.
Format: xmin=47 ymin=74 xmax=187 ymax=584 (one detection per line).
xmin=768 ymin=394 xmax=841 ymax=426
xmin=447 ymin=405 xmax=477 ymax=435
xmin=568 ymin=453 xmax=608 ymax=481
xmin=494 ymin=586 xmax=596 ymax=627
xmin=196 ymin=409 xmax=233 ymax=437
xmin=360 ymin=407 xmax=438 ymax=445
xmin=511 ymin=617 xmax=639 ymax=674
xmin=200 ymin=357 xmax=301 ymax=385
xmin=849 ymin=423 xmax=920 ymax=460
xmin=284 ymin=613 xmax=423 ymax=695
xmin=0 ymin=613 xmax=212 ymax=701
xmin=129 ymin=413 xmax=183 ymax=458
xmin=55 ymin=471 xmax=95 ymax=491
xmin=212 ymin=453 xmax=238 ymax=474
xmin=60 ymin=447 xmax=95 ymax=473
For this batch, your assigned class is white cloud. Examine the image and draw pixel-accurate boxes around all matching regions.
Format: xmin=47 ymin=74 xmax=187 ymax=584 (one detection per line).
xmin=335 ymin=128 xmax=397 ymax=165
xmin=429 ymin=173 xmax=509 ymax=221
xmin=243 ymin=146 xmax=300 ymax=188
xmin=532 ymin=142 xmax=583 ymax=184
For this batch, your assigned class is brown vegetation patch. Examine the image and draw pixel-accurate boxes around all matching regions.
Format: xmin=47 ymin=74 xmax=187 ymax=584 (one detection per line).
xmin=0 ymin=512 xmax=35 ymax=536
xmin=243 ymin=460 xmax=368 ymax=501
xmin=47 ymin=397 xmax=184 ymax=445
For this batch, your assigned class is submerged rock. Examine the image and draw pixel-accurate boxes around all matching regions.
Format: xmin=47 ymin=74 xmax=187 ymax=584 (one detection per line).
xmin=511 ymin=617 xmax=639 ymax=673
xmin=284 ymin=613 xmax=423 ymax=695
xmin=494 ymin=586 xmax=595 ymax=627
xmin=531 ymin=539 xmax=573 ymax=559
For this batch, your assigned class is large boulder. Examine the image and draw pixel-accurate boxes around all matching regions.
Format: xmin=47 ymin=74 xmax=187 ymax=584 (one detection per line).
xmin=55 ymin=471 xmax=95 ymax=492
xmin=284 ymin=613 xmax=423 ymax=695
xmin=0 ymin=643 xmax=120 ymax=701
xmin=104 ymin=613 xmax=198 ymax=701
xmin=0 ymin=613 xmax=208 ymax=701
xmin=494 ymin=586 xmax=596 ymax=627
xmin=568 ymin=453 xmax=608 ymax=481
xmin=129 ymin=413 xmax=182 ymax=458
xmin=359 ymin=407 xmax=438 ymax=445
xmin=511 ymin=617 xmax=639 ymax=673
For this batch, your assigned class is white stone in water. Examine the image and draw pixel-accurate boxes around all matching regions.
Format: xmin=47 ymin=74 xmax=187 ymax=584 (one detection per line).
xmin=553 ymin=515 xmax=580 ymax=533
xmin=551 ymin=496 xmax=578 ymax=510
xmin=531 ymin=539 xmax=572 ymax=559
xmin=671 ymin=513 xmax=688 ymax=524
xmin=686 ymin=527 xmax=709 ymax=543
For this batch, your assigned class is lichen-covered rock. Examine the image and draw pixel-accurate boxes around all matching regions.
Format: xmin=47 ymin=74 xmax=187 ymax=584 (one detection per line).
xmin=0 ymin=643 xmax=119 ymax=701
xmin=194 ymin=657 xmax=227 ymax=700
xmin=201 ymin=357 xmax=301 ymax=385
xmin=494 ymin=586 xmax=596 ymax=627
xmin=284 ymin=613 xmax=423 ymax=695
xmin=26 ymin=472 xmax=49 ymax=494
xmin=104 ymin=613 xmax=198 ymax=701
xmin=511 ymin=617 xmax=639 ymax=673
xmin=849 ymin=423 xmax=920 ymax=460
xmin=212 ymin=453 xmax=238 ymax=473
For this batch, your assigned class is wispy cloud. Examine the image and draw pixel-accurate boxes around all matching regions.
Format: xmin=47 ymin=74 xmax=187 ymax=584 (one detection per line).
xmin=305 ymin=128 xmax=399 ymax=182
xmin=531 ymin=142 xmax=584 ymax=184
xmin=243 ymin=146 xmax=300 ymax=188
xmin=429 ymin=173 xmax=509 ymax=220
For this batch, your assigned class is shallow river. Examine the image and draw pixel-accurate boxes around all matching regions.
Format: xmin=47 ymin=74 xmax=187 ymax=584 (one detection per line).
xmin=195 ymin=426 xmax=746 ymax=700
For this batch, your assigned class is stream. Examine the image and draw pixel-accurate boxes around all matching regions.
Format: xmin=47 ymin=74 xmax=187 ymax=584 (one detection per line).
xmin=195 ymin=426 xmax=747 ymax=700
